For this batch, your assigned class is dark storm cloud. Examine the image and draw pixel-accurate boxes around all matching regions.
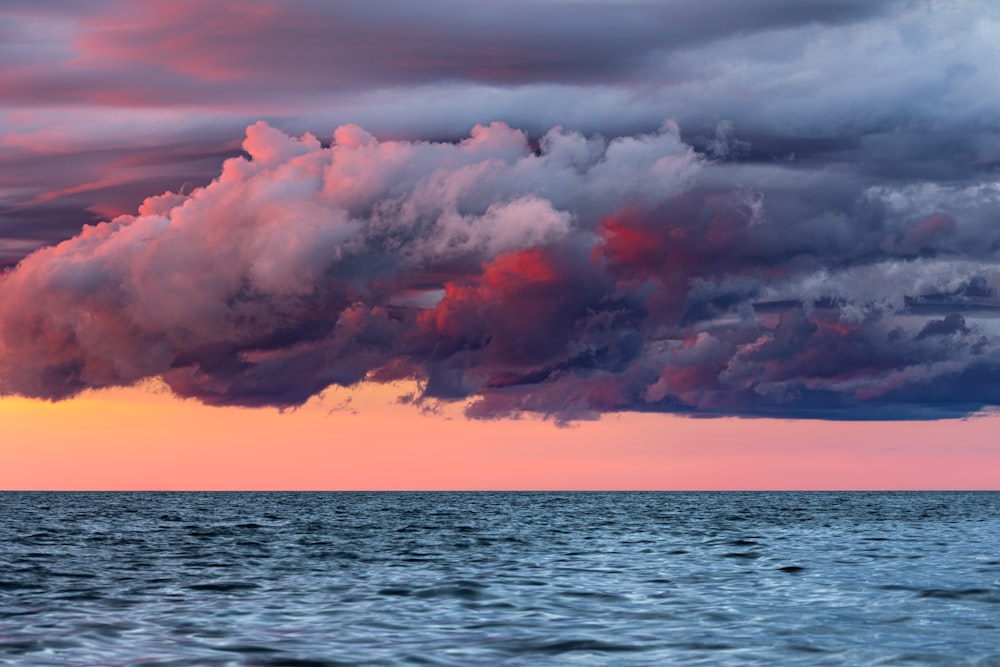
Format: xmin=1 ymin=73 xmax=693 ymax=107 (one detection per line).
xmin=3 ymin=0 xmax=1000 ymax=420
xmin=2 ymin=120 xmax=1000 ymax=420
xmin=1 ymin=0 xmax=995 ymax=263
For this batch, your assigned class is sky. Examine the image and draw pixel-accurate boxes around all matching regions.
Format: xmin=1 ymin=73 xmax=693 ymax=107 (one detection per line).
xmin=1 ymin=0 xmax=999 ymax=489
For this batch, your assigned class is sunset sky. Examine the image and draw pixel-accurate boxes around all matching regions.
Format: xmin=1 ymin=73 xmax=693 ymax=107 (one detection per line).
xmin=2 ymin=0 xmax=999 ymax=489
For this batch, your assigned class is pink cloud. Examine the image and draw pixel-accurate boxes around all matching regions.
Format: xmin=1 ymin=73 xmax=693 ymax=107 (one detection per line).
xmin=2 ymin=119 xmax=1000 ymax=422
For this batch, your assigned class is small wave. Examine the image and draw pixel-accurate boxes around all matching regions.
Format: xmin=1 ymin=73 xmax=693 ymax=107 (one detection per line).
xmin=500 ymin=638 xmax=642 ymax=655
xmin=245 ymin=658 xmax=352 ymax=667
xmin=186 ymin=581 xmax=260 ymax=592
xmin=414 ymin=581 xmax=490 ymax=601
xmin=218 ymin=644 xmax=282 ymax=654
xmin=665 ymin=640 xmax=737 ymax=651
xmin=559 ymin=590 xmax=629 ymax=602
xmin=917 ymin=588 xmax=1000 ymax=603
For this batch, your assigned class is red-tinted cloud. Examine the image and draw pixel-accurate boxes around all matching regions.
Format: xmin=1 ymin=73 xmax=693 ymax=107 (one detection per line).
xmin=3 ymin=120 xmax=1000 ymax=421
xmin=4 ymin=0 xmax=999 ymax=281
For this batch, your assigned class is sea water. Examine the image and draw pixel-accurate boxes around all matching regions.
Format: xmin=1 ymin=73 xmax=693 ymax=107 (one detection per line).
xmin=1 ymin=492 xmax=998 ymax=665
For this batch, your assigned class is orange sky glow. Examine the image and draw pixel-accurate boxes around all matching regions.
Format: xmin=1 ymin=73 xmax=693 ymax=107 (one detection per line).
xmin=2 ymin=382 xmax=997 ymax=490
xmin=4 ymin=3 xmax=1000 ymax=493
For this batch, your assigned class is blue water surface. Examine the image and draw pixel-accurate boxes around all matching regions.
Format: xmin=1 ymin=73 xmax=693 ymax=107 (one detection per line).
xmin=1 ymin=491 xmax=998 ymax=665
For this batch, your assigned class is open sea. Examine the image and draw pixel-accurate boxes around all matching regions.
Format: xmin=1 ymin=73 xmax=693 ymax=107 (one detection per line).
xmin=1 ymin=492 xmax=998 ymax=666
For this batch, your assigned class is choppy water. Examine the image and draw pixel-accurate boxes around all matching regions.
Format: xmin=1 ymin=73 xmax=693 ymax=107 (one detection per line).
xmin=1 ymin=492 xmax=999 ymax=666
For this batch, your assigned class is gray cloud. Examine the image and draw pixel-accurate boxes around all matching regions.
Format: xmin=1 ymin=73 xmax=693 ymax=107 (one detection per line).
xmin=2 ymin=120 xmax=1000 ymax=420
xmin=3 ymin=0 xmax=1000 ymax=420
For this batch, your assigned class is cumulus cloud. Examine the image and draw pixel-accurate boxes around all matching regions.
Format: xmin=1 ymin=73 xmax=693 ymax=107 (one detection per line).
xmin=2 ymin=119 xmax=1000 ymax=420
xmin=4 ymin=0 xmax=1000 ymax=268
xmin=3 ymin=1 xmax=1000 ymax=420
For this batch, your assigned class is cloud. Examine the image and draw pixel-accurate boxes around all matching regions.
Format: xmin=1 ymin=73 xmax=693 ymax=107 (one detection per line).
xmin=2 ymin=119 xmax=1000 ymax=421
xmin=4 ymin=0 xmax=1000 ymax=270
xmin=0 ymin=0 xmax=892 ymax=116
xmin=3 ymin=1 xmax=1000 ymax=420
xmin=67 ymin=0 xmax=895 ymax=90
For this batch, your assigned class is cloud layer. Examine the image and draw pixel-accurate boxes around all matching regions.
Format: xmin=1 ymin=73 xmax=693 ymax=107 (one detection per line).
xmin=4 ymin=0 xmax=1000 ymax=267
xmin=3 ymin=1 xmax=1000 ymax=419
xmin=2 ymin=119 xmax=1000 ymax=420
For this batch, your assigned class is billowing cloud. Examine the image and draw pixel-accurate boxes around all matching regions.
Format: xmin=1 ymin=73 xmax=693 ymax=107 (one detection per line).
xmin=2 ymin=119 xmax=1000 ymax=420
xmin=3 ymin=1 xmax=1000 ymax=420
xmin=4 ymin=0 xmax=1000 ymax=268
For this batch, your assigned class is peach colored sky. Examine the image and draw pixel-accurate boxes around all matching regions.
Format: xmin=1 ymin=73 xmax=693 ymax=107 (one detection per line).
xmin=2 ymin=383 xmax=997 ymax=490
xmin=4 ymin=3 xmax=1000 ymax=491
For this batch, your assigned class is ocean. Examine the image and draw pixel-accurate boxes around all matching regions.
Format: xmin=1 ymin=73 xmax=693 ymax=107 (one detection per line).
xmin=1 ymin=492 xmax=998 ymax=665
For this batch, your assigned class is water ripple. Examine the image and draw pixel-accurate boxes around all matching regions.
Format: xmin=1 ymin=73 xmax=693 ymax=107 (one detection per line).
xmin=0 ymin=491 xmax=998 ymax=665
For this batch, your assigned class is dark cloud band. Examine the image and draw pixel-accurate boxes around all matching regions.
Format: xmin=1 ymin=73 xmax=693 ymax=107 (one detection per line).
xmin=2 ymin=120 xmax=999 ymax=421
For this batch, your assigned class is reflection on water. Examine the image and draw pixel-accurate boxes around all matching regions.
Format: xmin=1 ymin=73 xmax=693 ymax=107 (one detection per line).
xmin=1 ymin=492 xmax=998 ymax=665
